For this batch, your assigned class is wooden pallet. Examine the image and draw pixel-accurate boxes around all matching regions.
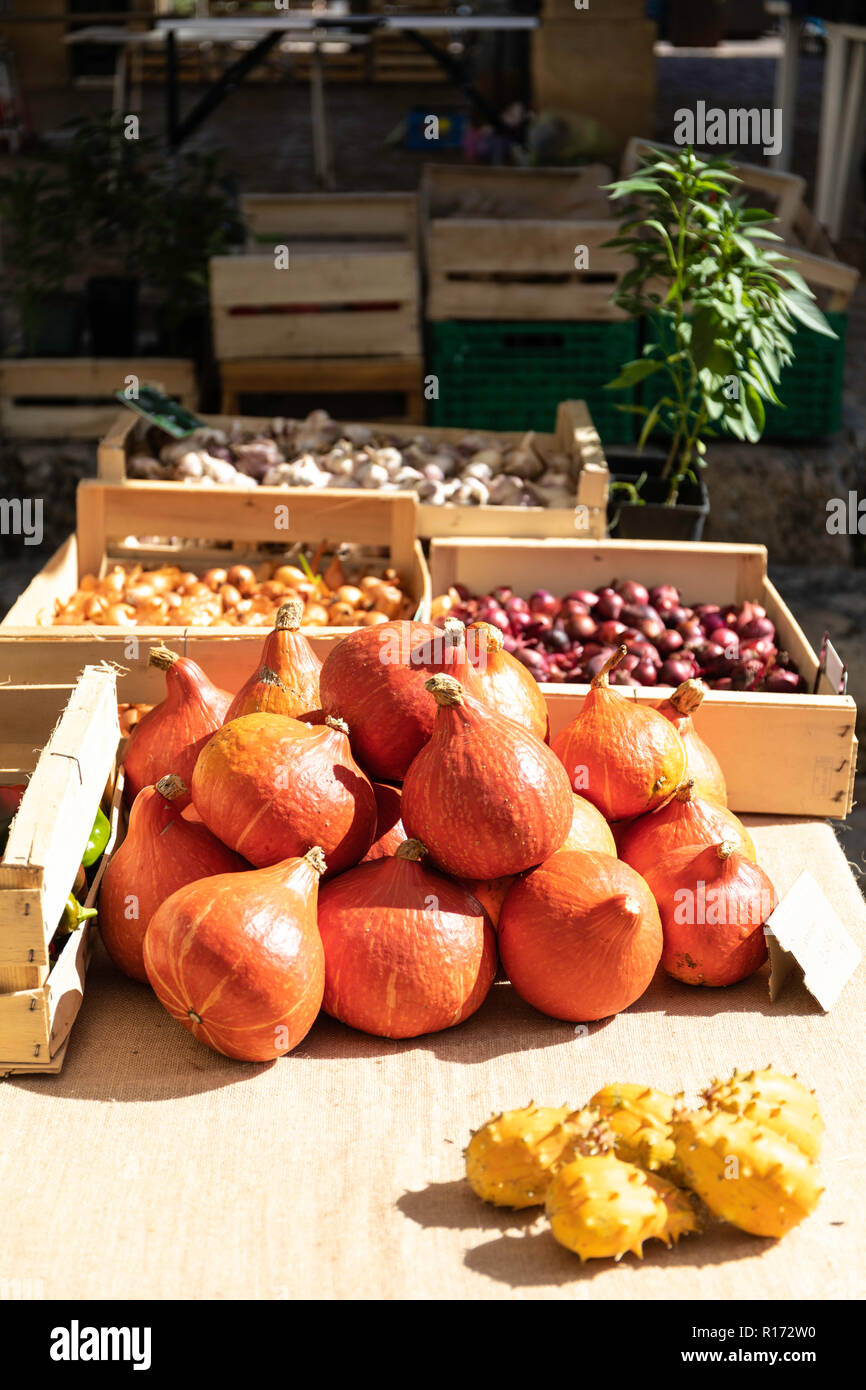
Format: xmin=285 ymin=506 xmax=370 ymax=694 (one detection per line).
xmin=0 ymin=667 xmax=121 ymax=1076
xmin=0 ymin=358 xmax=198 ymax=440
xmin=429 ymin=537 xmax=859 ymax=819
xmin=212 ymin=193 xmax=421 ymax=360
xmin=217 ymin=355 xmax=426 ymax=423
xmin=422 ymin=164 xmax=630 ymax=322
xmin=96 ymin=399 xmax=609 ymax=541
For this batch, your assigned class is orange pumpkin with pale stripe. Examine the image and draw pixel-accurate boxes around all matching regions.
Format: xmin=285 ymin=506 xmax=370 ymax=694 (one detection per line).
xmin=143 ymin=847 xmax=326 ymax=1061
xmin=191 ymin=711 xmax=377 ymax=875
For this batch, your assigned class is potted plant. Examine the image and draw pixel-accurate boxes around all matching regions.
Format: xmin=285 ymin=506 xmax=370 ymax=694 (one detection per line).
xmin=60 ymin=115 xmax=156 ymax=357
xmin=0 ymin=167 xmax=84 ymax=356
xmin=139 ymin=150 xmax=244 ymax=358
xmin=603 ymin=145 xmax=837 ymax=541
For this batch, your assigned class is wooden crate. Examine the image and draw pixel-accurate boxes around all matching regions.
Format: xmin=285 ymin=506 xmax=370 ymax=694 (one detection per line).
xmin=0 ymin=482 xmax=430 ymax=682
xmin=430 ymin=538 xmax=859 ymax=819
xmin=218 ymin=356 xmax=426 ymax=423
xmin=0 ymin=359 xmax=198 ymax=440
xmin=0 ymin=667 xmax=121 ymax=1076
xmin=96 ymin=400 xmax=609 ymax=541
xmin=421 ymin=164 xmax=629 ymax=322
xmin=211 ymin=192 xmax=421 ymax=360
xmin=242 ymin=193 xmax=419 ymax=253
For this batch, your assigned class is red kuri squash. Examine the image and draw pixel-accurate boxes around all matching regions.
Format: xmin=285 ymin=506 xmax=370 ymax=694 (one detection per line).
xmin=618 ymin=779 xmax=755 ymax=880
xmin=317 ymin=839 xmax=496 ymax=1038
xmin=641 ymin=840 xmax=776 ymax=987
xmin=123 ymin=646 xmax=231 ymax=807
xmin=655 ymin=679 xmax=727 ymax=804
xmin=467 ymin=621 xmax=549 ymax=741
xmin=224 ymin=598 xmax=322 ymax=723
xmin=362 ymin=781 xmax=405 ymax=862
xmin=551 ymin=645 xmax=686 ymax=822
xmin=100 ymin=774 xmax=247 ymax=982
xmin=192 ymin=711 xmax=376 ymax=874
xmin=498 ymin=850 xmax=663 ymax=1021
xmin=143 ymin=846 xmax=327 ymax=1061
xmin=319 ymin=617 xmax=485 ymax=781
xmin=561 ymin=792 xmax=617 ymax=856
xmin=401 ymin=674 xmax=572 ymax=879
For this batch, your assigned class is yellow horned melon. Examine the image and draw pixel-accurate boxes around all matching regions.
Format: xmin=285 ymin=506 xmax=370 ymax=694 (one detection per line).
xmin=545 ymin=1153 xmax=678 ymax=1262
xmin=465 ymin=1103 xmax=612 ymax=1209
xmin=672 ymin=1108 xmax=823 ymax=1239
xmin=590 ymin=1082 xmax=679 ymax=1177
xmin=702 ymin=1067 xmax=823 ymax=1160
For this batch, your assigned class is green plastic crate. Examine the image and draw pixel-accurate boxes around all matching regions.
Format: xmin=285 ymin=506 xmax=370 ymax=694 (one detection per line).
xmin=428 ymin=320 xmax=639 ymax=445
xmin=641 ymin=311 xmax=848 ymax=442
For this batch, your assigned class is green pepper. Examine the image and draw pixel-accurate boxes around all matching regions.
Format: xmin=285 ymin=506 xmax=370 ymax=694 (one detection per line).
xmin=82 ymin=806 xmax=110 ymax=867
xmin=60 ymin=894 xmax=98 ymax=935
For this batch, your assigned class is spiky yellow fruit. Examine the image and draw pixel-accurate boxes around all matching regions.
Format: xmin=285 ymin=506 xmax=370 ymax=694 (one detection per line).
xmin=590 ymin=1082 xmax=679 ymax=1177
xmin=465 ymin=1104 xmax=612 ymax=1209
xmin=545 ymin=1153 xmax=674 ymax=1261
xmin=643 ymin=1171 xmax=699 ymax=1244
xmin=702 ymin=1067 xmax=824 ymax=1160
xmin=672 ymin=1108 xmax=823 ymax=1239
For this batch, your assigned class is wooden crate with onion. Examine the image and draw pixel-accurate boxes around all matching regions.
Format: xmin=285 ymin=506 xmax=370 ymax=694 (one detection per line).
xmin=429 ymin=536 xmax=858 ymax=819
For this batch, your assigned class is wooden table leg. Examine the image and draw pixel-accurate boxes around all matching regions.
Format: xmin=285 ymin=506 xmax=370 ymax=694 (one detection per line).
xmin=831 ymin=36 xmax=866 ymax=240
xmin=771 ymin=14 xmax=800 ymax=170
xmin=309 ymin=45 xmax=335 ymax=191
xmin=816 ymin=24 xmax=849 ymax=229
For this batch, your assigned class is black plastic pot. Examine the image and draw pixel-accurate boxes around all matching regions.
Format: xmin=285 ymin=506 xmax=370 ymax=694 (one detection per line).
xmin=606 ymin=450 xmax=710 ymax=542
xmin=29 ymin=293 xmax=86 ymax=357
xmin=85 ymin=275 xmax=139 ymax=356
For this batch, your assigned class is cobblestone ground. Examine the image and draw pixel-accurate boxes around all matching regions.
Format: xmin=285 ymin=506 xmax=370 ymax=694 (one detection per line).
xmin=1 ymin=44 xmax=864 ymax=879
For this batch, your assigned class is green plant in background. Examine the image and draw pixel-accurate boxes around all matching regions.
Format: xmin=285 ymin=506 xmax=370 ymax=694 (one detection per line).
xmin=603 ymin=146 xmax=837 ymax=505
xmin=0 ymin=166 xmax=76 ymax=353
xmin=60 ymin=114 xmax=156 ymax=273
xmin=139 ymin=151 xmax=244 ymax=353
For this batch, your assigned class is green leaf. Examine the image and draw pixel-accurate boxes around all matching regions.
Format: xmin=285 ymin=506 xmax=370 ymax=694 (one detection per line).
xmin=637 ymin=398 xmax=665 ymax=450
xmin=782 ymin=289 xmax=839 ymax=338
xmin=742 ymin=383 xmax=766 ymax=442
xmin=605 ymin=358 xmax=665 ymax=390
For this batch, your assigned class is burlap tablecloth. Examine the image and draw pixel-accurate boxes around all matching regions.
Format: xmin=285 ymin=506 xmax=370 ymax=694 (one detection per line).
xmin=2 ymin=817 xmax=864 ymax=1301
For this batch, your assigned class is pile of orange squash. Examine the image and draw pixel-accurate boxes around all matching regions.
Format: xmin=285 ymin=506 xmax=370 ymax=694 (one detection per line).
xmin=102 ymin=612 xmax=778 ymax=1063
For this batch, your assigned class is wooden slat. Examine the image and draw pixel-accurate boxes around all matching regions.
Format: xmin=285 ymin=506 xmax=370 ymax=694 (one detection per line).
xmin=241 ymin=193 xmax=418 ymax=251
xmin=428 ymin=219 xmax=626 ymax=274
xmin=210 ymin=250 xmax=417 ymax=308
xmin=544 ymin=685 xmax=857 ymax=818
xmin=75 ymin=480 xmax=419 ymax=579
xmin=0 ymin=359 xmax=198 ymax=440
xmin=429 ymin=537 xmax=769 ymax=607
xmin=212 ymin=306 xmax=421 ymax=360
xmin=426 ymin=279 xmax=628 ymax=322
xmin=0 ymin=667 xmax=120 ymax=969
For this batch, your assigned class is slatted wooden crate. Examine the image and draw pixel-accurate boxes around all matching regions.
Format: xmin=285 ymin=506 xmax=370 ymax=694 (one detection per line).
xmin=0 ymin=667 xmax=121 ymax=1076
xmin=95 ymin=400 xmax=609 ymax=540
xmin=0 ymin=358 xmax=198 ymax=440
xmin=0 ymin=483 xmax=430 ymax=687
xmin=421 ymin=164 xmax=630 ymax=322
xmin=211 ymin=193 xmax=421 ymax=360
xmin=430 ymin=537 xmax=859 ymax=819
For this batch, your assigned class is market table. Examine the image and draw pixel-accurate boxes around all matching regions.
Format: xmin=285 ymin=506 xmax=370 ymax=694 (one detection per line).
xmin=1 ymin=816 xmax=864 ymax=1301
